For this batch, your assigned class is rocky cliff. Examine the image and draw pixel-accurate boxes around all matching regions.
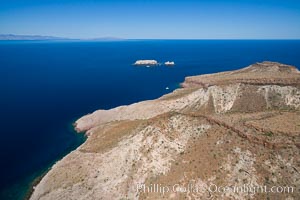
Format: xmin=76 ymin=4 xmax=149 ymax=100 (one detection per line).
xmin=30 ymin=61 xmax=300 ymax=200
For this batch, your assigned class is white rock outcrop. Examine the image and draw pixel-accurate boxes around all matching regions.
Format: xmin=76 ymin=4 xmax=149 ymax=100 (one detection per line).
xmin=134 ymin=60 xmax=158 ymax=65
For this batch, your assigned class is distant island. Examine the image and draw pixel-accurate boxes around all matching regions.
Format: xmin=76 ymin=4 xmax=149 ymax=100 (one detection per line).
xmin=134 ymin=60 xmax=175 ymax=66
xmin=164 ymin=61 xmax=175 ymax=66
xmin=134 ymin=60 xmax=158 ymax=66
xmin=0 ymin=34 xmax=125 ymax=41
xmin=0 ymin=34 xmax=70 ymax=41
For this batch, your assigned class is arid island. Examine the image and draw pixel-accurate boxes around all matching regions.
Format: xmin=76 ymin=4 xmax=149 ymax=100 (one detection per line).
xmin=30 ymin=61 xmax=300 ymax=200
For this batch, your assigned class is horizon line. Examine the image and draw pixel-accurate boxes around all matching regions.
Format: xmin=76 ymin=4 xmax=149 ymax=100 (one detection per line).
xmin=1 ymin=34 xmax=300 ymax=41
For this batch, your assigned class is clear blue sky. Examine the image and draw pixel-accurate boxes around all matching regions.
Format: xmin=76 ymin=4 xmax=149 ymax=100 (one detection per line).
xmin=0 ymin=0 xmax=300 ymax=39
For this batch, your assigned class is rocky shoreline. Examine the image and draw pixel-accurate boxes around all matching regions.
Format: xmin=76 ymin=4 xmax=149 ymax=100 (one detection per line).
xmin=30 ymin=61 xmax=300 ymax=200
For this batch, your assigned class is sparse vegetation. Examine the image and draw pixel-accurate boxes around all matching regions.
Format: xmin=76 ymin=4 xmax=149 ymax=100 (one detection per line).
xmin=264 ymin=132 xmax=273 ymax=137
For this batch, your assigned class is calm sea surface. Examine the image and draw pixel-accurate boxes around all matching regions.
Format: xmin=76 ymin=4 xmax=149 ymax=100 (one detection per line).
xmin=0 ymin=40 xmax=300 ymax=199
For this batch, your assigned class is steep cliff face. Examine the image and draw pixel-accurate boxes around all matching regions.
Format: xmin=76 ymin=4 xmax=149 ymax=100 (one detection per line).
xmin=31 ymin=62 xmax=300 ymax=200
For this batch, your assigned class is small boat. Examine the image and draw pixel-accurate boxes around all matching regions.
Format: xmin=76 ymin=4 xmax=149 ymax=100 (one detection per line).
xmin=166 ymin=87 xmax=169 ymax=90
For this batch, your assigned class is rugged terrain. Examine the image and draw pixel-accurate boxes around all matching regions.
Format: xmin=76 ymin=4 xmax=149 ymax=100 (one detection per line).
xmin=30 ymin=61 xmax=300 ymax=200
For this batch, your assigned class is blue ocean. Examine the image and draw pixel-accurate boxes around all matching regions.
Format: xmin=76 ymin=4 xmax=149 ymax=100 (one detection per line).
xmin=0 ymin=40 xmax=300 ymax=200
